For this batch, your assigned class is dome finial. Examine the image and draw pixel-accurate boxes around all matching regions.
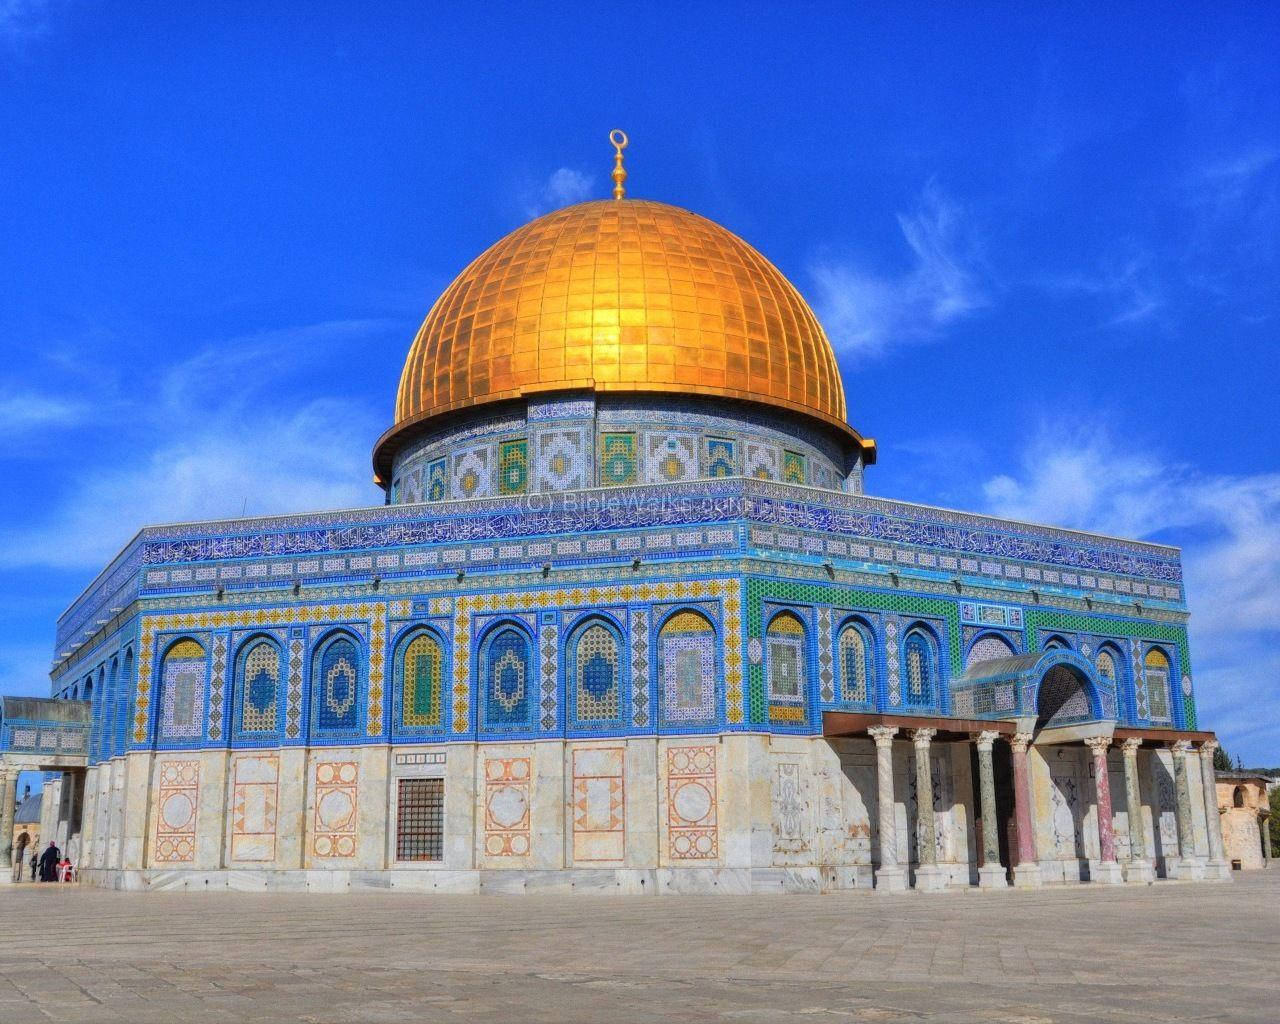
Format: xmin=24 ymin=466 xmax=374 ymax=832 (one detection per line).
xmin=609 ymin=129 xmax=629 ymax=200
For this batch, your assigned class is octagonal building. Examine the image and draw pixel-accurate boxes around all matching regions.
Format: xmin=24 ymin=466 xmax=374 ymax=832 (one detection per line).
xmin=0 ymin=155 xmax=1233 ymax=892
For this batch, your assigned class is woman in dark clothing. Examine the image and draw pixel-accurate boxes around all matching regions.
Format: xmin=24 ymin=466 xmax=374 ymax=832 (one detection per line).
xmin=38 ymin=842 xmax=60 ymax=882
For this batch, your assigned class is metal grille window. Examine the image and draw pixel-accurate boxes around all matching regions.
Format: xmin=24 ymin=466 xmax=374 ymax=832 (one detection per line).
xmin=396 ymin=778 xmax=444 ymax=861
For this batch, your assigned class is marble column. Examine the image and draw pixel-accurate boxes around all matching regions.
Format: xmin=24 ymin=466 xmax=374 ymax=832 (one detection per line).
xmin=1171 ymin=741 xmax=1206 ymax=880
xmin=1010 ymin=732 xmax=1042 ymax=887
xmin=911 ymin=728 xmax=946 ymax=891
xmin=1197 ymin=741 xmax=1232 ymax=880
xmin=0 ymin=767 xmax=16 ymax=885
xmin=869 ymin=726 xmax=906 ymax=891
xmin=1119 ymin=739 xmax=1154 ymax=883
xmin=973 ymin=730 xmax=1007 ymax=889
xmin=1084 ymin=737 xmax=1124 ymax=883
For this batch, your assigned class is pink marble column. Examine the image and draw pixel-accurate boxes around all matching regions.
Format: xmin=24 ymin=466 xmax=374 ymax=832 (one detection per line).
xmin=1084 ymin=736 xmax=1123 ymax=883
xmin=1009 ymin=732 xmax=1041 ymax=887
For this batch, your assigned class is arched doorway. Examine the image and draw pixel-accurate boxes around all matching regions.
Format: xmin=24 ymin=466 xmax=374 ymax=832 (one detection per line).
xmin=1035 ymin=663 xmax=1095 ymax=729
xmin=1033 ymin=661 xmax=1105 ymax=882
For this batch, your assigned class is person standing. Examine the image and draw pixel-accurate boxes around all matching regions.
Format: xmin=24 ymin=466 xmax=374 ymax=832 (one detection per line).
xmin=29 ymin=850 xmax=37 ymax=881
xmin=38 ymin=841 xmax=59 ymax=882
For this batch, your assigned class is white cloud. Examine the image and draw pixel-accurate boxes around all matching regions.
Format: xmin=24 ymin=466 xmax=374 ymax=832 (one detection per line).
xmin=0 ymin=398 xmax=380 ymax=570
xmin=0 ymin=319 xmax=389 ymax=570
xmin=523 ymin=167 xmax=595 ymax=218
xmin=809 ymin=182 xmax=989 ymax=357
xmin=981 ymin=428 xmax=1280 ymax=763
xmin=0 ymin=392 xmax=90 ymax=436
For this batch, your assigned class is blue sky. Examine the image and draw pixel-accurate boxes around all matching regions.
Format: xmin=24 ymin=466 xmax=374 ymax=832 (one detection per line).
xmin=1 ymin=3 xmax=1277 ymax=767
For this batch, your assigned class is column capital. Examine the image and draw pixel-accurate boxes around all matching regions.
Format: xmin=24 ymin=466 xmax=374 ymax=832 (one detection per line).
xmin=1011 ymin=732 xmax=1033 ymax=754
xmin=911 ymin=727 xmax=937 ymax=748
xmin=1171 ymin=739 xmax=1194 ymax=756
xmin=1083 ymin=735 xmax=1112 ymax=755
xmin=972 ymin=730 xmax=1000 ymax=752
xmin=1197 ymin=738 xmax=1219 ymax=758
xmin=867 ymin=725 xmax=898 ymax=746
xmin=1120 ymin=737 xmax=1142 ymax=756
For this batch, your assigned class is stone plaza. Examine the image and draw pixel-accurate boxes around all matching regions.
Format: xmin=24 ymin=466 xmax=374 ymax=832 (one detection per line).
xmin=1 ymin=870 xmax=1277 ymax=1022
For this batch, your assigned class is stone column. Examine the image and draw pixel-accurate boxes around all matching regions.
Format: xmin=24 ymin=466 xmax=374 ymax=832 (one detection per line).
xmin=1197 ymin=742 xmax=1232 ymax=879
xmin=1197 ymin=741 xmax=1231 ymax=880
xmin=973 ymin=730 xmax=1007 ymax=889
xmin=1262 ymin=816 xmax=1272 ymax=864
xmin=868 ymin=726 xmax=906 ymax=891
xmin=1171 ymin=741 xmax=1206 ymax=880
xmin=911 ymin=729 xmax=946 ymax=891
xmin=1084 ymin=737 xmax=1124 ymax=883
xmin=1010 ymin=732 xmax=1041 ymax=887
xmin=0 ymin=766 xmax=16 ymax=884
xmin=1120 ymin=739 xmax=1154 ymax=883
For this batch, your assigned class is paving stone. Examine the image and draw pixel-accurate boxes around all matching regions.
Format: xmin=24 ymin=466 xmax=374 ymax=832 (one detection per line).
xmin=1 ymin=872 xmax=1278 ymax=1021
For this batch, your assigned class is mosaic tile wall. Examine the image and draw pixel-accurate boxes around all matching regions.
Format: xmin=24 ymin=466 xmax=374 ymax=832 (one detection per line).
xmin=388 ymin=394 xmax=858 ymax=502
xmin=51 ymin=460 xmax=1197 ymax=765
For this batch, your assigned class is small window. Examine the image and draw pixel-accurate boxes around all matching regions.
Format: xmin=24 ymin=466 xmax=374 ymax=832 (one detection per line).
xmin=396 ymin=778 xmax=444 ymax=861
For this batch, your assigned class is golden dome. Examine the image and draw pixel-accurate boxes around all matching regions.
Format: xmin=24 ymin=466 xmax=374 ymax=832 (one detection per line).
xmin=375 ymin=198 xmax=866 ymax=482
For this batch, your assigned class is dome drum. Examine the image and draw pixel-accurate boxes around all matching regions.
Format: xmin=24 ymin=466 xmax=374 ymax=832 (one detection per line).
xmin=385 ymin=390 xmax=866 ymax=505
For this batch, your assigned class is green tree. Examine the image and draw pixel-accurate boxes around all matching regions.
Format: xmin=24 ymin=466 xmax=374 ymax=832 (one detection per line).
xmin=1213 ymin=745 xmax=1232 ymax=772
xmin=1270 ymin=787 xmax=1280 ymax=861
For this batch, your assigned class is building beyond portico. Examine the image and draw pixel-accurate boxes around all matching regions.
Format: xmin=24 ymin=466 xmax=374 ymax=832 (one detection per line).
xmin=0 ymin=134 xmax=1237 ymax=893
xmin=1216 ymin=771 xmax=1273 ymax=869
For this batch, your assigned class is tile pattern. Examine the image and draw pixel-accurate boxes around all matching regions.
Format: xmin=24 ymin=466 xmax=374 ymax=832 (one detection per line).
xmin=498 ymin=439 xmax=529 ymax=495
xmin=207 ymin=634 xmax=227 ymax=742
xmin=400 ymin=631 xmax=443 ymax=728
xmin=153 ymin=760 xmax=199 ymax=863
xmin=599 ymin=432 xmax=637 ymax=486
xmin=666 ymin=745 xmax=718 ymax=861
xmin=659 ymin=611 xmax=717 ymax=726
xmin=230 ymin=754 xmax=279 ymax=862
xmin=630 ymin=609 xmax=649 ymax=727
xmin=539 ymin=619 xmax=558 ymax=730
xmin=158 ymin=639 xmax=206 ymax=742
xmin=483 ymin=756 xmax=531 ymax=857
xmin=571 ymin=621 xmax=620 ymax=723
xmin=240 ymin=639 xmax=280 ymax=734
xmin=312 ymin=761 xmax=359 ymax=859
xmin=571 ymin=746 xmax=625 ymax=863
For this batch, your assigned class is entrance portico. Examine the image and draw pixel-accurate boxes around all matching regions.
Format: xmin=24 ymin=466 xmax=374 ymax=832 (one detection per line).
xmin=0 ymin=696 xmax=90 ymax=882
xmin=823 ymin=647 xmax=1230 ymax=892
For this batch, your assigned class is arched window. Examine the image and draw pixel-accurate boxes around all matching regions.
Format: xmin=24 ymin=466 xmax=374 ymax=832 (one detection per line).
xmin=570 ymin=619 xmax=622 ymax=723
xmin=119 ymin=648 xmax=134 ymax=746
xmin=313 ymin=634 xmax=361 ymax=735
xmin=1095 ymin=649 xmax=1117 ymax=683
xmin=157 ymin=639 xmax=206 ymax=742
xmin=400 ymin=630 xmax=444 ymax=729
xmin=1233 ymin=786 xmax=1247 ymax=809
xmin=102 ymin=657 xmax=118 ymax=757
xmin=481 ymin=624 xmax=534 ymax=729
xmin=658 ymin=610 xmax=716 ymax=724
xmin=902 ymin=629 xmax=936 ymax=708
xmin=1142 ymin=648 xmax=1172 ymax=723
xmin=766 ymin=612 xmax=807 ymax=701
xmin=965 ymin=634 xmax=1015 ymax=671
xmin=84 ymin=676 xmax=94 ymax=701
xmin=1043 ymin=635 xmax=1070 ymax=651
xmin=838 ymin=620 xmax=874 ymax=704
xmin=238 ymin=638 xmax=282 ymax=734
